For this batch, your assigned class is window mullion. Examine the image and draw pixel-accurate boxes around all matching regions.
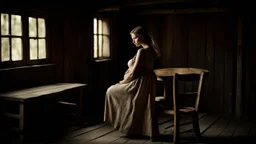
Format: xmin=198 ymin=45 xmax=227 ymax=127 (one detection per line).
xmin=97 ymin=34 xmax=99 ymax=58
xmin=97 ymin=19 xmax=99 ymax=58
xmin=36 ymin=18 xmax=39 ymax=59
xmin=101 ymin=25 xmax=103 ymax=58
xmin=101 ymin=34 xmax=104 ymax=58
xmin=22 ymin=14 xmax=28 ymax=65
xmin=9 ymin=14 xmax=12 ymax=61
xmin=45 ymin=18 xmax=49 ymax=60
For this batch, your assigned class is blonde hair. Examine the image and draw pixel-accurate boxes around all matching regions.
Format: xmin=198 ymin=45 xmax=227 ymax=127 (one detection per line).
xmin=130 ymin=26 xmax=161 ymax=58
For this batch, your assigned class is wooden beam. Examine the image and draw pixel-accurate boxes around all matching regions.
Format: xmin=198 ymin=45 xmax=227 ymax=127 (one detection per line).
xmin=97 ymin=7 xmax=120 ymax=12
xmin=124 ymin=0 xmax=197 ymax=6
xmin=136 ymin=7 xmax=232 ymax=15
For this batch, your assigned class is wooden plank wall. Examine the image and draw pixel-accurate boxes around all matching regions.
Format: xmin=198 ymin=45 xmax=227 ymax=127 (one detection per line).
xmin=49 ymin=10 xmax=121 ymax=122
xmin=0 ymin=64 xmax=56 ymax=92
xmin=242 ymin=13 xmax=256 ymax=120
xmin=138 ymin=12 xmax=236 ymax=117
xmin=49 ymin=10 xmax=100 ymax=122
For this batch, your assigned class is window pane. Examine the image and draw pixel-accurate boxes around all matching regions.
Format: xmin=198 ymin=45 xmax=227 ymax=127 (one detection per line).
xmin=38 ymin=39 xmax=46 ymax=59
xmin=93 ymin=18 xmax=97 ymax=34
xmin=93 ymin=18 xmax=111 ymax=59
xmin=98 ymin=35 xmax=102 ymax=57
xmin=93 ymin=35 xmax=97 ymax=58
xmin=98 ymin=19 xmax=102 ymax=34
xmin=29 ymin=17 xmax=37 ymax=37
xmin=1 ymin=38 xmax=10 ymax=61
xmin=11 ymin=15 xmax=22 ymax=36
xmin=30 ymin=39 xmax=37 ymax=60
xmin=38 ymin=18 xmax=46 ymax=37
xmin=11 ymin=38 xmax=22 ymax=61
xmin=102 ymin=20 xmax=109 ymax=35
xmin=1 ymin=14 xmax=9 ymax=35
xmin=103 ymin=36 xmax=110 ymax=57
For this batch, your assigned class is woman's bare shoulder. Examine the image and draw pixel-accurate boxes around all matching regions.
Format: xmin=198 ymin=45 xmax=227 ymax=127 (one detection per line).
xmin=138 ymin=48 xmax=148 ymax=53
xmin=136 ymin=48 xmax=147 ymax=57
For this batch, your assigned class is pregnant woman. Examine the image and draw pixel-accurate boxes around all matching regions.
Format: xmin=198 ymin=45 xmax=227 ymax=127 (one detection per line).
xmin=104 ymin=26 xmax=161 ymax=140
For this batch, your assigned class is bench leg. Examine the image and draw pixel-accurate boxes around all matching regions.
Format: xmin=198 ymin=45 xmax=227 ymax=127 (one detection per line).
xmin=19 ymin=103 xmax=25 ymax=142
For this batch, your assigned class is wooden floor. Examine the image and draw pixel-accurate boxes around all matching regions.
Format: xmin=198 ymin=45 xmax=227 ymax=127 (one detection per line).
xmin=8 ymin=113 xmax=256 ymax=144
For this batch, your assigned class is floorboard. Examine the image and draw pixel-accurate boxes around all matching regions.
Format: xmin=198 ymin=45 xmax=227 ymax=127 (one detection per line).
xmin=5 ymin=113 xmax=256 ymax=144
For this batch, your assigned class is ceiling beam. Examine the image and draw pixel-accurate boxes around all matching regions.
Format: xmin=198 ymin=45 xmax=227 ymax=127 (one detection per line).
xmin=123 ymin=0 xmax=198 ymax=6
xmin=136 ymin=7 xmax=232 ymax=15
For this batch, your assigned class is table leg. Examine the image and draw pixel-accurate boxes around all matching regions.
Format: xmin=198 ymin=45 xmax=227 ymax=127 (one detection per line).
xmin=76 ymin=88 xmax=84 ymax=126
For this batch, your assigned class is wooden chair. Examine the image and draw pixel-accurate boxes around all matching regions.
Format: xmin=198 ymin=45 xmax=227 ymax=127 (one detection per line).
xmin=154 ymin=68 xmax=209 ymax=144
xmin=155 ymin=76 xmax=167 ymax=115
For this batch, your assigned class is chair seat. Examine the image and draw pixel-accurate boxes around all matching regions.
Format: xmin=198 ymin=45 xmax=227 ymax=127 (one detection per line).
xmin=164 ymin=107 xmax=196 ymax=115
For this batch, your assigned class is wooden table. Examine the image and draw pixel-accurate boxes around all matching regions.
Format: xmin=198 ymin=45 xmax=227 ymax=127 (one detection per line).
xmin=0 ymin=82 xmax=87 ymax=141
xmin=154 ymin=67 xmax=209 ymax=77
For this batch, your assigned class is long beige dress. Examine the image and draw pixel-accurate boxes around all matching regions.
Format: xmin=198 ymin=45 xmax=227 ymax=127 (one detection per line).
xmin=104 ymin=48 xmax=159 ymax=138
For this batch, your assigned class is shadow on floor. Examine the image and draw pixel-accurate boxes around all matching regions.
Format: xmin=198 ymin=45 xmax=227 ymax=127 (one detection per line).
xmin=154 ymin=134 xmax=256 ymax=144
xmin=200 ymin=136 xmax=256 ymax=144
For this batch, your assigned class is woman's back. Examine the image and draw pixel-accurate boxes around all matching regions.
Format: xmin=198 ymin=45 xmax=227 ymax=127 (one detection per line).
xmin=128 ymin=48 xmax=156 ymax=70
xmin=139 ymin=48 xmax=156 ymax=70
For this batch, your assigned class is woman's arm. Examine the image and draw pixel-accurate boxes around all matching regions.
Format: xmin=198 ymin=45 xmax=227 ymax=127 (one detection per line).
xmin=119 ymin=49 xmax=144 ymax=84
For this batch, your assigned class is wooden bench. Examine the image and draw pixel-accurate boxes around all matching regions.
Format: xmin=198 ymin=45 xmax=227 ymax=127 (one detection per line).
xmin=0 ymin=82 xmax=87 ymax=141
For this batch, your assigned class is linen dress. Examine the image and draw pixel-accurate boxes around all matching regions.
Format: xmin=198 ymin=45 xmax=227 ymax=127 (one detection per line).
xmin=104 ymin=47 xmax=159 ymax=138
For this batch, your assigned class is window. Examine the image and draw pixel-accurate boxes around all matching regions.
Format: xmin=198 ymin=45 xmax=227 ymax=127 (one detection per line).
xmin=1 ymin=14 xmax=23 ymax=62
xmin=93 ymin=17 xmax=110 ymax=60
xmin=29 ymin=17 xmax=46 ymax=60
xmin=0 ymin=12 xmax=48 ymax=68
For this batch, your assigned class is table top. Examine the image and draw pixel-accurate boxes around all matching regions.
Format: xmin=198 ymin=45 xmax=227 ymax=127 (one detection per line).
xmin=0 ymin=83 xmax=87 ymax=102
xmin=154 ymin=67 xmax=209 ymax=77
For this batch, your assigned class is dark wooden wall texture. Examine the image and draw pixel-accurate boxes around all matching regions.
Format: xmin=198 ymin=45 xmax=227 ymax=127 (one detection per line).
xmin=1 ymin=0 xmax=256 ymax=123
xmin=140 ymin=12 xmax=236 ymax=117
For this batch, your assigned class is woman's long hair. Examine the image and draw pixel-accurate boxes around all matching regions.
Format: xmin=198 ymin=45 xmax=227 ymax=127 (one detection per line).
xmin=130 ymin=26 xmax=161 ymax=58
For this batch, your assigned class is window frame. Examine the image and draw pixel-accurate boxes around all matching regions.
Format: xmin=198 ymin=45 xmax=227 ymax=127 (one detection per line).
xmin=26 ymin=11 xmax=50 ymax=66
xmin=0 ymin=9 xmax=50 ymax=69
xmin=93 ymin=14 xmax=112 ymax=61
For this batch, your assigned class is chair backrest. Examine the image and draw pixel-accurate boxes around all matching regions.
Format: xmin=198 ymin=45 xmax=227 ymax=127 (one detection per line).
xmin=173 ymin=72 xmax=205 ymax=112
xmin=154 ymin=68 xmax=209 ymax=112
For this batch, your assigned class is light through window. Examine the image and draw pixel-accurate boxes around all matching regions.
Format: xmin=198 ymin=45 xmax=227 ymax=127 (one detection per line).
xmin=0 ymin=12 xmax=48 ymax=68
xmin=1 ymin=13 xmax=23 ymax=62
xmin=93 ymin=17 xmax=110 ymax=59
xmin=29 ymin=17 xmax=46 ymax=60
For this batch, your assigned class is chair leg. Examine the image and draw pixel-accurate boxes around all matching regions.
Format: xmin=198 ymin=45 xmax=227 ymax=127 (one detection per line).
xmin=151 ymin=114 xmax=160 ymax=141
xmin=192 ymin=113 xmax=201 ymax=141
xmin=151 ymin=104 xmax=161 ymax=142
xmin=173 ymin=114 xmax=179 ymax=144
